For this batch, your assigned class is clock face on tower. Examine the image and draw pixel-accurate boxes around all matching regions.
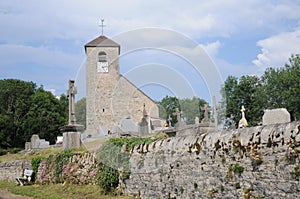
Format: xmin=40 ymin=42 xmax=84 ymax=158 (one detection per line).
xmin=97 ymin=61 xmax=109 ymax=73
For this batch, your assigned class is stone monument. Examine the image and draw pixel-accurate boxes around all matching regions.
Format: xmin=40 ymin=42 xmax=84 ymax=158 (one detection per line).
xmin=262 ymin=108 xmax=290 ymax=125
xmin=60 ymin=80 xmax=84 ymax=150
xmin=173 ymin=108 xmax=186 ymax=129
xmin=238 ymin=106 xmax=248 ymax=128
xmin=201 ymin=104 xmax=211 ymax=124
xmin=139 ymin=104 xmax=150 ymax=136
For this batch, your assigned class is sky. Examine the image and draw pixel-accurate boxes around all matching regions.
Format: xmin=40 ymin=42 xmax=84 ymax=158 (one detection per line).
xmin=1 ymin=0 xmax=300 ymax=104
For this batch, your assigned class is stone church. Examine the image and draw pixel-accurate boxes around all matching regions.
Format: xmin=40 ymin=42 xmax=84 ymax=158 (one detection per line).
xmin=84 ymin=34 xmax=159 ymax=136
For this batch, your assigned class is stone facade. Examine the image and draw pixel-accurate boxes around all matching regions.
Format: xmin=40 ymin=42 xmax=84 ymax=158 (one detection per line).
xmin=124 ymin=121 xmax=300 ymax=199
xmin=85 ymin=35 xmax=159 ymax=136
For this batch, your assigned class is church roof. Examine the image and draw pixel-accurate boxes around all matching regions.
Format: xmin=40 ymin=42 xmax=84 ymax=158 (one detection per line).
xmin=84 ymin=35 xmax=120 ymax=54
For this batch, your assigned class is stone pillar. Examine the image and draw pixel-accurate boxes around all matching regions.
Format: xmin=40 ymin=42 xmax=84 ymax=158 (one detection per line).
xmin=63 ymin=132 xmax=81 ymax=150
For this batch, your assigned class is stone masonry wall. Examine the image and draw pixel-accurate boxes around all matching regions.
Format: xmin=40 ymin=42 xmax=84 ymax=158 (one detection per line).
xmin=0 ymin=160 xmax=31 ymax=182
xmin=124 ymin=122 xmax=300 ymax=199
xmin=37 ymin=152 xmax=98 ymax=185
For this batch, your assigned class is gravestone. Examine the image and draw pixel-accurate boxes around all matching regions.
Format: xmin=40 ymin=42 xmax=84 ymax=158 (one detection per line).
xmin=173 ymin=108 xmax=186 ymax=129
xmin=139 ymin=104 xmax=149 ymax=136
xmin=262 ymin=108 xmax=290 ymax=125
xmin=120 ymin=117 xmax=138 ymax=133
xmin=25 ymin=134 xmax=50 ymax=150
xmin=195 ymin=117 xmax=200 ymax=125
xmin=212 ymin=96 xmax=219 ymax=129
xmin=31 ymin=134 xmax=40 ymax=149
xmin=98 ymin=126 xmax=109 ymax=137
xmin=25 ymin=142 xmax=31 ymax=150
xmin=201 ymin=104 xmax=211 ymax=124
xmin=238 ymin=106 xmax=248 ymax=128
xmin=60 ymin=80 xmax=84 ymax=150
xmin=38 ymin=139 xmax=50 ymax=148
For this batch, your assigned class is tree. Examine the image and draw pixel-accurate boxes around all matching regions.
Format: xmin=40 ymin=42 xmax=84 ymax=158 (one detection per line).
xmin=221 ymin=75 xmax=263 ymax=127
xmin=0 ymin=79 xmax=69 ymax=149
xmin=24 ymin=88 xmax=68 ymax=144
xmin=75 ymin=97 xmax=86 ymax=128
xmin=261 ymin=54 xmax=300 ymax=120
xmin=0 ymin=79 xmax=36 ymax=148
xmin=221 ymin=54 xmax=300 ymax=126
xmin=159 ymin=96 xmax=180 ymax=126
xmin=179 ymin=97 xmax=207 ymax=125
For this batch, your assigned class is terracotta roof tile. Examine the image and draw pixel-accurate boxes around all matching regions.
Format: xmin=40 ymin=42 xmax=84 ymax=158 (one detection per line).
xmin=84 ymin=35 xmax=120 ymax=53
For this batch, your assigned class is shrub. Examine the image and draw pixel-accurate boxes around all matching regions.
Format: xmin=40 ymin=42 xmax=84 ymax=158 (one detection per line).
xmin=31 ymin=156 xmax=43 ymax=182
xmin=9 ymin=148 xmax=22 ymax=154
xmin=0 ymin=148 xmax=7 ymax=156
xmin=97 ymin=163 xmax=119 ymax=194
xmin=54 ymin=150 xmax=74 ymax=183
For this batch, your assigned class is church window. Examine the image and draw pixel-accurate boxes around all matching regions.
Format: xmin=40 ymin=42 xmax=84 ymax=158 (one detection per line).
xmin=98 ymin=51 xmax=107 ymax=62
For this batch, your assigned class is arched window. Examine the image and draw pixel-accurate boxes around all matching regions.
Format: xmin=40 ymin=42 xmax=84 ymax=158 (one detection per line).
xmin=98 ymin=51 xmax=107 ymax=62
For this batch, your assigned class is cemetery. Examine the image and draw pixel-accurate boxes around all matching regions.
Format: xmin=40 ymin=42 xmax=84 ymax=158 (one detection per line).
xmin=1 ymin=30 xmax=300 ymax=199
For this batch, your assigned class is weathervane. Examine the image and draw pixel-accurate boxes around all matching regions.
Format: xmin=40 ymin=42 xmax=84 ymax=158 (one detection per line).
xmin=99 ymin=18 xmax=106 ymax=35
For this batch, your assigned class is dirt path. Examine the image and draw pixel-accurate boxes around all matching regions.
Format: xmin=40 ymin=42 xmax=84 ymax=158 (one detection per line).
xmin=0 ymin=189 xmax=34 ymax=199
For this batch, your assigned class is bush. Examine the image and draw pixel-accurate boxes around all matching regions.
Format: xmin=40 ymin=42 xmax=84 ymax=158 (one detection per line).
xmin=31 ymin=156 xmax=43 ymax=182
xmin=0 ymin=148 xmax=8 ymax=156
xmin=54 ymin=150 xmax=74 ymax=183
xmin=97 ymin=163 xmax=119 ymax=194
xmin=9 ymin=148 xmax=22 ymax=154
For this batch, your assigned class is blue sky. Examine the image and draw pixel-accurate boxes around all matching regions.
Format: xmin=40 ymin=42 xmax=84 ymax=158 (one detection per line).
xmin=1 ymin=0 xmax=300 ymax=104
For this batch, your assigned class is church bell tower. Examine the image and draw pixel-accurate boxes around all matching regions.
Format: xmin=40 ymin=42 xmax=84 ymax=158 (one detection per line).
xmin=84 ymin=34 xmax=121 ymax=136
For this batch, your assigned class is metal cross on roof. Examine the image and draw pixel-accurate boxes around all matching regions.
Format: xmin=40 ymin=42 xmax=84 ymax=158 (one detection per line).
xmin=99 ymin=19 xmax=106 ymax=35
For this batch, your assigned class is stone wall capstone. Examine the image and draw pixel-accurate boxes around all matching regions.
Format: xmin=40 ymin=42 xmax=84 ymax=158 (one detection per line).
xmin=124 ymin=121 xmax=300 ymax=199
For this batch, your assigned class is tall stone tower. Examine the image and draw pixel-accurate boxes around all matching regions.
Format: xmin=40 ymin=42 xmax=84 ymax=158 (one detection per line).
xmin=84 ymin=35 xmax=159 ymax=136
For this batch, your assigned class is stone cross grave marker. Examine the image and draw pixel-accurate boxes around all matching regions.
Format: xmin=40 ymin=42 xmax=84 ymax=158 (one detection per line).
xmin=67 ymin=80 xmax=77 ymax=125
xmin=201 ymin=104 xmax=211 ymax=123
xmin=173 ymin=108 xmax=182 ymax=127
xmin=212 ymin=96 xmax=219 ymax=128
xmin=194 ymin=116 xmax=200 ymax=125
xmin=238 ymin=105 xmax=248 ymax=128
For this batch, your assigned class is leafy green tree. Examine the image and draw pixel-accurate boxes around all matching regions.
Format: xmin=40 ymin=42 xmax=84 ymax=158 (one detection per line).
xmin=75 ymin=97 xmax=86 ymax=128
xmin=159 ymin=96 xmax=180 ymax=126
xmin=221 ymin=75 xmax=263 ymax=126
xmin=220 ymin=76 xmax=238 ymax=122
xmin=0 ymin=79 xmax=36 ymax=148
xmin=261 ymin=54 xmax=300 ymax=120
xmin=222 ymin=54 xmax=300 ymax=126
xmin=0 ymin=79 xmax=68 ymax=149
xmin=179 ymin=97 xmax=207 ymax=125
xmin=24 ymin=88 xmax=68 ymax=144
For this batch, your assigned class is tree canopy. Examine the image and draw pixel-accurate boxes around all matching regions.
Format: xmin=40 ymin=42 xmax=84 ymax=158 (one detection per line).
xmin=221 ymin=54 xmax=300 ymax=126
xmin=0 ymin=79 xmax=68 ymax=149
xmin=159 ymin=96 xmax=208 ymax=126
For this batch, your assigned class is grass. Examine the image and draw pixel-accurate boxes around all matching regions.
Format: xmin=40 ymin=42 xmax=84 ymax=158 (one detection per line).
xmin=0 ymin=147 xmax=87 ymax=162
xmin=0 ymin=181 xmax=134 ymax=199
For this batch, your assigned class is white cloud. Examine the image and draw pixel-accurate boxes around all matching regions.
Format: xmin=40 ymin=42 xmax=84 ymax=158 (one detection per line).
xmin=2 ymin=0 xmax=300 ymax=43
xmin=200 ymin=41 xmax=221 ymax=57
xmin=0 ymin=44 xmax=82 ymax=67
xmin=253 ymin=29 xmax=300 ymax=70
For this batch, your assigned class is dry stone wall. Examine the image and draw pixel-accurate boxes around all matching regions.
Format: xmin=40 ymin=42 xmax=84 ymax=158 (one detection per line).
xmin=0 ymin=160 xmax=31 ymax=182
xmin=124 ymin=122 xmax=300 ymax=199
xmin=37 ymin=152 xmax=98 ymax=185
